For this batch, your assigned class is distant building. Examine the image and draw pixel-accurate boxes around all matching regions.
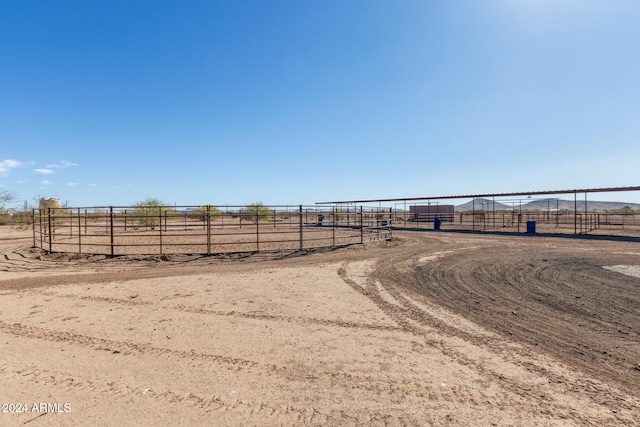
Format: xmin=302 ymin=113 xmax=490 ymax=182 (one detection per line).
xmin=409 ymin=205 xmax=454 ymax=222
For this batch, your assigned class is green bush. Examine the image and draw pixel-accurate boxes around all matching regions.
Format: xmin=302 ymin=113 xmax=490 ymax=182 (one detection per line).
xmin=240 ymin=202 xmax=272 ymax=223
xmin=188 ymin=206 xmax=221 ymax=221
xmin=11 ymin=210 xmax=33 ymax=226
xmin=131 ymin=197 xmax=176 ymax=228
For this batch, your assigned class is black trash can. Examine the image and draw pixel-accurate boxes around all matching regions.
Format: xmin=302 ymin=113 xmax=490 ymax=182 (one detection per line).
xmin=434 ymin=218 xmax=441 ymax=230
xmin=526 ymin=221 xmax=536 ymax=234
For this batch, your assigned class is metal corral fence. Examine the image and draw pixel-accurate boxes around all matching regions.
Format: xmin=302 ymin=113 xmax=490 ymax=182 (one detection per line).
xmin=319 ymin=186 xmax=640 ymax=238
xmin=383 ymin=209 xmax=640 ymax=236
xmin=32 ymin=205 xmax=392 ymax=256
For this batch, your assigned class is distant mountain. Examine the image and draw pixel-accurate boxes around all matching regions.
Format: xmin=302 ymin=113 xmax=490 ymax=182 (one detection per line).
xmin=455 ymin=198 xmax=511 ymax=211
xmin=522 ymin=198 xmax=640 ymax=212
xmin=455 ymin=197 xmax=640 ymax=212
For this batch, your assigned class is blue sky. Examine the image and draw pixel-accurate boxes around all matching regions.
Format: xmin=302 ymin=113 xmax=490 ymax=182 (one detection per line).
xmin=1 ymin=0 xmax=639 ymax=208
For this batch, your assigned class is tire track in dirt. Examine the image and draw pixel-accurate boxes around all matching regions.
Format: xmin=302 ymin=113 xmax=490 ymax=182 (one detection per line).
xmin=371 ymin=263 xmax=640 ymax=423
xmin=0 ymin=248 xmax=50 ymax=272
xmin=0 ymin=362 xmax=378 ymax=425
xmin=337 ymin=262 xmax=601 ymax=424
xmin=32 ymin=290 xmax=403 ymax=333
xmin=0 ymin=246 xmax=148 ymax=274
xmin=337 ymin=235 xmax=635 ymax=425
xmin=36 ymin=291 xmax=156 ymax=307
xmin=1 ymin=291 xmax=578 ymax=420
xmin=0 ymin=363 xmax=139 ymax=400
xmin=23 ymin=290 xmax=531 ymax=412
xmin=5 ymin=230 xmax=640 ymax=424
xmin=0 ymin=321 xmax=521 ymax=424
xmin=402 ymin=246 xmax=640 ymax=399
xmin=340 ymin=232 xmax=640 ymax=424
xmin=0 ymin=321 xmax=276 ymax=374
xmin=171 ymin=304 xmax=403 ymax=333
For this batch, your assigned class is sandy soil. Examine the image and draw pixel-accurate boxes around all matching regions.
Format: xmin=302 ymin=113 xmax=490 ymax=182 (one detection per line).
xmin=1 ymin=226 xmax=639 ymax=426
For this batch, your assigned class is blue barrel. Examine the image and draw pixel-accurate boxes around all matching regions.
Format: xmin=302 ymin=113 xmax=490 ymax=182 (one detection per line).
xmin=526 ymin=221 xmax=536 ymax=233
xmin=434 ymin=218 xmax=441 ymax=230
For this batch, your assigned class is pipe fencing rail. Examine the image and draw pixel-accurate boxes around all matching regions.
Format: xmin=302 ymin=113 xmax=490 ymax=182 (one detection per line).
xmin=33 ymin=205 xmax=392 ymax=256
xmin=385 ymin=210 xmax=640 ymax=235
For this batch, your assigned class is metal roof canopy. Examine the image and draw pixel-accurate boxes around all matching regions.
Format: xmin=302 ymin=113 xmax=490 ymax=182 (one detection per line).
xmin=316 ymin=185 xmax=640 ymax=205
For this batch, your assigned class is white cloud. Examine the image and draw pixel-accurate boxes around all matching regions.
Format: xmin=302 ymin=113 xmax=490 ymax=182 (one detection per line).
xmin=40 ymin=180 xmax=53 ymax=185
xmin=89 ymin=183 xmax=98 ymax=187
xmin=0 ymin=159 xmax=23 ymax=176
xmin=67 ymin=182 xmax=78 ymax=186
xmin=34 ymin=168 xmax=55 ymax=174
xmin=47 ymin=160 xmax=78 ymax=169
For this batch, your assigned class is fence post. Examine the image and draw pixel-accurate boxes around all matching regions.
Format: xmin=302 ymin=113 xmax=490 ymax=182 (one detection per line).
xmin=584 ymin=192 xmax=588 ymax=234
xmin=38 ymin=209 xmax=42 ymax=249
xmin=159 ymin=207 xmax=163 ymax=255
xmin=360 ymin=206 xmax=363 ymax=244
xmin=206 ymin=205 xmax=211 ymax=255
xmin=332 ymin=207 xmax=335 ymax=247
xmin=32 ymin=209 xmax=36 ymax=247
xmin=77 ymin=208 xmax=82 ymax=254
xmin=472 ymin=199 xmax=475 ymax=231
xmin=47 ymin=208 xmax=53 ymax=253
xmin=299 ymin=205 xmax=303 ymax=250
xmin=574 ymin=192 xmax=577 ymax=235
xmin=256 ymin=212 xmax=260 ymax=252
xmin=110 ymin=206 xmax=114 ymax=256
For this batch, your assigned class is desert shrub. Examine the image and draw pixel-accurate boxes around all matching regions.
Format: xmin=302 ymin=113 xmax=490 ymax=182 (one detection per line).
xmin=11 ymin=210 xmax=33 ymax=226
xmin=240 ymin=202 xmax=272 ymax=223
xmin=131 ymin=197 xmax=176 ymax=228
xmin=0 ymin=190 xmax=15 ymax=224
xmin=615 ymin=206 xmax=635 ymax=215
xmin=188 ymin=206 xmax=221 ymax=221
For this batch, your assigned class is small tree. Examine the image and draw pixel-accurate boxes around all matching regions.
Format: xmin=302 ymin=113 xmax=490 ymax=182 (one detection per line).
xmin=240 ymin=202 xmax=272 ymax=223
xmin=12 ymin=211 xmax=33 ymax=226
xmin=620 ymin=206 xmax=633 ymax=215
xmin=188 ymin=206 xmax=222 ymax=221
xmin=131 ymin=197 xmax=175 ymax=229
xmin=0 ymin=190 xmax=14 ymax=207
xmin=0 ymin=191 xmax=14 ymax=225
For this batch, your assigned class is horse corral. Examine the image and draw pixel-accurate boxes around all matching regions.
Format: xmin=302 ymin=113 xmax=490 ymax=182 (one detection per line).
xmin=2 ymin=226 xmax=640 ymax=425
xmin=3 ymin=187 xmax=640 ymax=425
xmin=32 ymin=205 xmax=392 ymax=256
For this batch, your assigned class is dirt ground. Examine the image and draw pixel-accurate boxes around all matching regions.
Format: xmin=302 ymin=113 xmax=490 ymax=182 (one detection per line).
xmin=1 ymin=225 xmax=639 ymax=426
